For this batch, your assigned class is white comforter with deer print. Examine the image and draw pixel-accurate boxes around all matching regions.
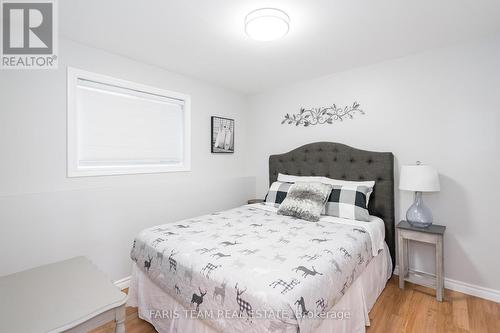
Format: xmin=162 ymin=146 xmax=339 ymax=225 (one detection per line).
xmin=130 ymin=204 xmax=385 ymax=333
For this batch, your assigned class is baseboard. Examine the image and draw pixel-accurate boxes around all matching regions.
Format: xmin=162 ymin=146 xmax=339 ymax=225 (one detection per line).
xmin=394 ymin=265 xmax=500 ymax=303
xmin=114 ymin=275 xmax=131 ymax=290
xmin=114 ymin=270 xmax=500 ymax=303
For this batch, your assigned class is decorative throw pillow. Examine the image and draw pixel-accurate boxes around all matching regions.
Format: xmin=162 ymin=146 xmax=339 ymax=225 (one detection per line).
xmin=264 ymin=181 xmax=293 ymax=207
xmin=277 ymin=182 xmax=333 ymax=222
xmin=323 ymin=185 xmax=372 ymax=221
xmin=320 ymin=178 xmax=375 ymax=206
xmin=278 ymin=173 xmax=375 ymax=204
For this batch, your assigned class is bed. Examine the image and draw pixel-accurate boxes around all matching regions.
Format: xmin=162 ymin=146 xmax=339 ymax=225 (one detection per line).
xmin=128 ymin=142 xmax=395 ymax=333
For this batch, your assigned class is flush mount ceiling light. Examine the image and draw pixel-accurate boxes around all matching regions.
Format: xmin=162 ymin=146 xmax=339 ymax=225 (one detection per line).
xmin=245 ymin=8 xmax=290 ymax=41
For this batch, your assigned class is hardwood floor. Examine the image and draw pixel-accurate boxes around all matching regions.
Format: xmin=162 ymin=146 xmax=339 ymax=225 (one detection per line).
xmin=367 ymin=277 xmax=500 ymax=333
xmin=91 ymin=277 xmax=500 ymax=333
xmin=90 ymin=306 xmax=156 ymax=333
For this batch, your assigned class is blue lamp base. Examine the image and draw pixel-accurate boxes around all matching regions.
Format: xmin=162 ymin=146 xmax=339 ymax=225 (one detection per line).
xmin=406 ymin=192 xmax=433 ymax=228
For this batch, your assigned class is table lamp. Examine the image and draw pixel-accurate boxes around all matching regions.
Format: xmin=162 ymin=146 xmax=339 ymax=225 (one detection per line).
xmin=399 ymin=162 xmax=440 ymax=228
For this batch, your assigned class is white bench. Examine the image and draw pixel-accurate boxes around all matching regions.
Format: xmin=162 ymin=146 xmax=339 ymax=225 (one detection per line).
xmin=0 ymin=257 xmax=127 ymax=333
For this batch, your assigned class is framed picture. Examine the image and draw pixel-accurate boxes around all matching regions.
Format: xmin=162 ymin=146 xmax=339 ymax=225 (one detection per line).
xmin=211 ymin=116 xmax=234 ymax=153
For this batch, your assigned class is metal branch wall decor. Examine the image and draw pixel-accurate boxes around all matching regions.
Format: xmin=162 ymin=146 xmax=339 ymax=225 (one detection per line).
xmin=281 ymin=102 xmax=364 ymax=127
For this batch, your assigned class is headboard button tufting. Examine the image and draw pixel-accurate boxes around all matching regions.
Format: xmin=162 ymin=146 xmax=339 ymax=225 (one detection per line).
xmin=268 ymin=142 xmax=395 ymax=272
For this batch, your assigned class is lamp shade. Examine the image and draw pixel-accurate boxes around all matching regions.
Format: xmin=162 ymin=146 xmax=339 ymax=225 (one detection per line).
xmin=399 ymin=164 xmax=440 ymax=192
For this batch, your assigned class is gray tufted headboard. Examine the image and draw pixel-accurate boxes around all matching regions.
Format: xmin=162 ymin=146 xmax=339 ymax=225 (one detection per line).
xmin=269 ymin=142 xmax=395 ymax=269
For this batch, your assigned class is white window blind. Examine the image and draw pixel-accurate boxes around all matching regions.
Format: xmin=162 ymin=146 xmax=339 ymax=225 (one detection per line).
xmin=67 ymin=68 xmax=191 ymax=177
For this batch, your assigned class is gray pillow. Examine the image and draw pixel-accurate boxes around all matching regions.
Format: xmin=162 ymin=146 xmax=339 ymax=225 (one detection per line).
xmin=277 ymin=182 xmax=333 ymax=222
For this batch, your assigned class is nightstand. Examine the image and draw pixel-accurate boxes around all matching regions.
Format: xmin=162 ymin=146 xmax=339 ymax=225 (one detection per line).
xmin=247 ymin=199 xmax=264 ymax=204
xmin=396 ymin=220 xmax=446 ymax=301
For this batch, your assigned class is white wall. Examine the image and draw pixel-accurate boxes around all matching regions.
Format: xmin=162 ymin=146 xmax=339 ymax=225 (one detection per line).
xmin=0 ymin=39 xmax=255 ymax=281
xmin=248 ymin=34 xmax=500 ymax=291
xmin=1 ymin=34 xmax=499 ymax=295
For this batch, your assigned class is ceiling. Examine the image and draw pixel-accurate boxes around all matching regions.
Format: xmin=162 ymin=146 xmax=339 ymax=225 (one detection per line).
xmin=60 ymin=0 xmax=500 ymax=94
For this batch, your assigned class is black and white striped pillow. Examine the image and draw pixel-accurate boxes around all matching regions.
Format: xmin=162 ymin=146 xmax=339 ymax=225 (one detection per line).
xmin=324 ymin=185 xmax=372 ymax=222
xmin=264 ymin=181 xmax=292 ymax=207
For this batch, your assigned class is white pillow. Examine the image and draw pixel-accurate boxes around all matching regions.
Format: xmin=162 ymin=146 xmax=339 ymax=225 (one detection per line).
xmin=277 ymin=173 xmax=375 ymax=205
xmin=277 ymin=173 xmax=324 ymax=183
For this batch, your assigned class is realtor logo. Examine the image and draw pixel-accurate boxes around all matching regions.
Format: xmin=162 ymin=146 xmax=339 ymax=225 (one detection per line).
xmin=1 ymin=0 xmax=57 ymax=69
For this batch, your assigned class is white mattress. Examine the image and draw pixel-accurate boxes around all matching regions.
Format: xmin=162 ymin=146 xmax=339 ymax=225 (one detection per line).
xmin=128 ymin=242 xmax=392 ymax=333
xmin=130 ymin=204 xmax=387 ymax=332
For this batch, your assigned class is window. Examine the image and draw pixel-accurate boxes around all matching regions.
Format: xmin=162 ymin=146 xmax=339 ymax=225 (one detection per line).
xmin=67 ymin=67 xmax=190 ymax=177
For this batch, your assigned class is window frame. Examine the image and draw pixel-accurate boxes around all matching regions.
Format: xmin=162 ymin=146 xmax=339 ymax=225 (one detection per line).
xmin=67 ymin=67 xmax=191 ymax=177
